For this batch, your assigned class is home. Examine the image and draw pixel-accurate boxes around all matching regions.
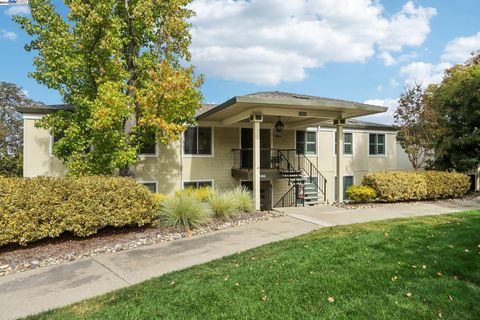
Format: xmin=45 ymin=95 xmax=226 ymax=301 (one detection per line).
xmin=17 ymin=91 xmax=414 ymax=210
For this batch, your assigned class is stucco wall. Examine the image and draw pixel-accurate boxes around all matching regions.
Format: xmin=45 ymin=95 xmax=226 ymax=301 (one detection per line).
xmin=23 ymin=115 xmax=414 ymax=204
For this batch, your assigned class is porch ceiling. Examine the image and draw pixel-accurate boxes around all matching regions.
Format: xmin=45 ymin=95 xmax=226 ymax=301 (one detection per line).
xmin=197 ymin=92 xmax=387 ymax=128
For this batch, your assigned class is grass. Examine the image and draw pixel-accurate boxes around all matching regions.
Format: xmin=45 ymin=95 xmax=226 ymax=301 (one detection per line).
xmin=26 ymin=211 xmax=480 ymax=320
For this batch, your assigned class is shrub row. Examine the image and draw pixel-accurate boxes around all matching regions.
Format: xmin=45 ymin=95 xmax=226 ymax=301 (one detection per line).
xmin=157 ymin=186 xmax=254 ymax=229
xmin=0 ymin=176 xmax=157 ymax=246
xmin=362 ymin=171 xmax=470 ymax=202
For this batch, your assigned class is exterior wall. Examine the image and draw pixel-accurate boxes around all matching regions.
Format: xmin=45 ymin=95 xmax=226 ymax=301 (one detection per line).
xmin=23 ymin=114 xmax=67 ymax=178
xmin=23 ymin=115 xmax=414 ymax=205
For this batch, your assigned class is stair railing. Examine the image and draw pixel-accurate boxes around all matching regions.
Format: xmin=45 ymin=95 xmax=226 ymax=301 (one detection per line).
xmin=273 ymin=185 xmax=304 ymax=208
xmin=297 ymin=153 xmax=328 ymax=202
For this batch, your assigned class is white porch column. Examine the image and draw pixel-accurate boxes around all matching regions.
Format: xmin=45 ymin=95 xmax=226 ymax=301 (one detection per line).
xmin=251 ymin=114 xmax=262 ymax=211
xmin=335 ymin=119 xmax=345 ymax=203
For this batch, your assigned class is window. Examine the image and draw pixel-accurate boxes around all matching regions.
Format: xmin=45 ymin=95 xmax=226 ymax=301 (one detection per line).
xmin=183 ymin=180 xmax=213 ymax=189
xmin=296 ymin=131 xmax=317 ymax=155
xmin=184 ymin=127 xmax=212 ymax=155
xmin=141 ymin=182 xmax=157 ymax=193
xmin=139 ymin=133 xmax=157 ymax=156
xmin=334 ymin=175 xmax=354 ymax=200
xmin=369 ymin=133 xmax=385 ymax=155
xmin=335 ymin=132 xmax=353 ymax=155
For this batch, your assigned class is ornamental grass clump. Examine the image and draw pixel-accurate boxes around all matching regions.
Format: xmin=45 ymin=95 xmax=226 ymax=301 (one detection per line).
xmin=158 ymin=193 xmax=212 ymax=229
xmin=208 ymin=190 xmax=241 ymax=220
xmin=231 ymin=186 xmax=254 ymax=212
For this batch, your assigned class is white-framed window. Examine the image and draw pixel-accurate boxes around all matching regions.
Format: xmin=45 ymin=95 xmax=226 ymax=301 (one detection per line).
xmin=138 ymin=133 xmax=158 ymax=157
xmin=369 ymin=133 xmax=386 ymax=155
xmin=183 ymin=180 xmax=214 ymax=189
xmin=296 ymin=130 xmax=317 ymax=155
xmin=334 ymin=132 xmax=353 ymax=155
xmin=334 ymin=175 xmax=355 ymax=200
xmin=183 ymin=126 xmax=213 ymax=156
xmin=139 ymin=181 xmax=158 ymax=193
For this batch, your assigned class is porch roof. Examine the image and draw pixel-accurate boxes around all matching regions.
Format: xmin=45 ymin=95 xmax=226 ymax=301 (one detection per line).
xmin=197 ymin=91 xmax=387 ymax=128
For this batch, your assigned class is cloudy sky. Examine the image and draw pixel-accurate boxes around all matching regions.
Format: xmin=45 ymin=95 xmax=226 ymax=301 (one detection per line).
xmin=0 ymin=0 xmax=479 ymax=124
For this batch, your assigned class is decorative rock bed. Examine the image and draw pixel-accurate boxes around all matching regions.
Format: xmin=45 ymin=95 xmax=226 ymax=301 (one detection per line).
xmin=0 ymin=210 xmax=285 ymax=277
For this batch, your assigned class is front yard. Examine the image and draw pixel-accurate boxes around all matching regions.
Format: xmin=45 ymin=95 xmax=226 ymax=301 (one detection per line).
xmin=27 ymin=211 xmax=480 ymax=320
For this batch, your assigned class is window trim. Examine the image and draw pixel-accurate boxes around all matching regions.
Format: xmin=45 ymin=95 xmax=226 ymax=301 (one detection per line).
xmin=333 ymin=174 xmax=355 ymax=201
xmin=333 ymin=131 xmax=354 ymax=157
xmin=138 ymin=143 xmax=158 ymax=158
xmin=182 ymin=126 xmax=214 ymax=158
xmin=139 ymin=180 xmax=158 ymax=193
xmin=295 ymin=129 xmax=317 ymax=156
xmin=368 ymin=133 xmax=387 ymax=157
xmin=182 ymin=179 xmax=214 ymax=189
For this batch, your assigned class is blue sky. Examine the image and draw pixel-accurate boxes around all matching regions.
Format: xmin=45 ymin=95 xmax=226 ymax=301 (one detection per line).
xmin=0 ymin=0 xmax=479 ymax=124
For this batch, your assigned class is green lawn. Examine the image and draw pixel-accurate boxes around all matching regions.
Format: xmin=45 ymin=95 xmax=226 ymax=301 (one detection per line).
xmin=27 ymin=211 xmax=480 ymax=320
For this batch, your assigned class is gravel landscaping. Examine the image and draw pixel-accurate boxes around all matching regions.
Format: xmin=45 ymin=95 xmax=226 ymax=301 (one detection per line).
xmin=0 ymin=210 xmax=284 ymax=277
xmin=334 ymin=194 xmax=480 ymax=210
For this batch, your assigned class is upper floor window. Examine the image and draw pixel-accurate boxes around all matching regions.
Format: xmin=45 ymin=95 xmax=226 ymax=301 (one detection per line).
xmin=184 ymin=127 xmax=212 ymax=155
xmin=369 ymin=133 xmax=385 ymax=155
xmin=139 ymin=133 xmax=157 ymax=156
xmin=335 ymin=132 xmax=353 ymax=155
xmin=296 ymin=131 xmax=316 ymax=155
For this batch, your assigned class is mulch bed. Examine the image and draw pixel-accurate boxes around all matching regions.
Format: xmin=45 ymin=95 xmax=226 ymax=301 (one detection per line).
xmin=0 ymin=210 xmax=285 ymax=277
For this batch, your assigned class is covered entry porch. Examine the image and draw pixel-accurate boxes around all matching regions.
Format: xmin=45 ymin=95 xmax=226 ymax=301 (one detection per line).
xmin=197 ymin=92 xmax=386 ymax=210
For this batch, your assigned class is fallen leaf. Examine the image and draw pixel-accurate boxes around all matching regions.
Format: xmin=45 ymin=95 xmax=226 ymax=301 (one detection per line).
xmin=448 ymin=245 xmax=454 ymax=248
xmin=384 ymin=232 xmax=389 ymax=237
xmin=224 ymin=276 xmax=229 ymax=281
xmin=262 ymin=295 xmax=268 ymax=302
xmin=448 ymin=295 xmax=453 ymax=301
xmin=422 ymin=265 xmax=427 ymax=269
xmin=391 ymin=276 xmax=398 ymax=282
xmin=439 ymin=312 xmax=442 ymax=318
xmin=406 ymin=292 xmax=412 ymax=298
xmin=251 ymin=257 xmax=256 ymax=260
xmin=235 ymin=283 xmax=239 ymax=286
xmin=170 ymin=281 xmax=176 ymax=286
xmin=437 ymin=272 xmax=443 ymax=276
xmin=412 ymin=265 xmax=417 ymax=268
xmin=327 ymin=297 xmax=335 ymax=303
xmin=453 ymin=275 xmax=459 ymax=280
xmin=464 ymin=249 xmax=470 ymax=253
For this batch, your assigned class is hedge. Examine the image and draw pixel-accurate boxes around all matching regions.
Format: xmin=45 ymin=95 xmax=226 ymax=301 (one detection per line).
xmin=346 ymin=185 xmax=376 ymax=203
xmin=0 ymin=176 xmax=157 ymax=246
xmin=362 ymin=171 xmax=470 ymax=202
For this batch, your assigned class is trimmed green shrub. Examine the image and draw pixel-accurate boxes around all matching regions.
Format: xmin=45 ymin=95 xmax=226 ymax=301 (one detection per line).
xmin=423 ymin=171 xmax=470 ymax=199
xmin=346 ymin=185 xmax=376 ymax=203
xmin=158 ymin=193 xmax=212 ymax=228
xmin=362 ymin=171 xmax=470 ymax=202
xmin=0 ymin=176 xmax=157 ymax=246
xmin=208 ymin=191 xmax=241 ymax=219
xmin=231 ymin=186 xmax=254 ymax=212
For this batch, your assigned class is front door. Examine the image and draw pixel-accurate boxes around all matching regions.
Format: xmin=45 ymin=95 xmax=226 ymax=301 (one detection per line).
xmin=240 ymin=128 xmax=271 ymax=169
xmin=241 ymin=181 xmax=272 ymax=211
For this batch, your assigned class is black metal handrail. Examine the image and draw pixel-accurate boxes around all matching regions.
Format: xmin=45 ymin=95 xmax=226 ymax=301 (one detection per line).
xmin=273 ymin=185 xmax=303 ymax=208
xmin=297 ymin=153 xmax=328 ymax=202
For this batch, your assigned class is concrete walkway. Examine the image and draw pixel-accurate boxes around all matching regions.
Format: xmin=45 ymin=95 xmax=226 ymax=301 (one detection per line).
xmin=1 ymin=198 xmax=479 ymax=320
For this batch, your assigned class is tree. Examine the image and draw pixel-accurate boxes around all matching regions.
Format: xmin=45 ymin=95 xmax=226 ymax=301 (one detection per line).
xmin=394 ymin=82 xmax=437 ymax=170
xmin=0 ymin=82 xmax=33 ymax=177
xmin=14 ymin=0 xmax=203 ymax=176
xmin=427 ymin=51 xmax=480 ymax=172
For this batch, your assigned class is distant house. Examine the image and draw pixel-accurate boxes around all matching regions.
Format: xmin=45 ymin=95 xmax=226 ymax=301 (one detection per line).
xmin=17 ymin=91 xmax=414 ymax=210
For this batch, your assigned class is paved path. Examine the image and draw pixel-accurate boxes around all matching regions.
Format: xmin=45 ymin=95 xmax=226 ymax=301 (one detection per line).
xmin=1 ymin=198 xmax=478 ymax=320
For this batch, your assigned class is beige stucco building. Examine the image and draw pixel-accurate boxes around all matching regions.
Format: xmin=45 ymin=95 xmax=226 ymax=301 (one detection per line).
xmin=18 ymin=91 xmax=415 ymax=210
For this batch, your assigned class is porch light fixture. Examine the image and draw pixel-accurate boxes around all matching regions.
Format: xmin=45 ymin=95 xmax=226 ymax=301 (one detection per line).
xmin=275 ymin=117 xmax=285 ymax=136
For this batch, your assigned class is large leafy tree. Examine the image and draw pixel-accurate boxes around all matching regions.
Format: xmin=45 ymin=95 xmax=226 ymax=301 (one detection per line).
xmin=427 ymin=51 xmax=480 ymax=172
xmin=14 ymin=0 xmax=203 ymax=176
xmin=394 ymin=82 xmax=437 ymax=170
xmin=0 ymin=82 xmax=34 ymax=177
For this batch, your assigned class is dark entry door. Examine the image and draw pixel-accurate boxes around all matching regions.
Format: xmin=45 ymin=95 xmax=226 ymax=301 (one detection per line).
xmin=240 ymin=128 xmax=271 ymax=169
xmin=241 ymin=181 xmax=272 ymax=211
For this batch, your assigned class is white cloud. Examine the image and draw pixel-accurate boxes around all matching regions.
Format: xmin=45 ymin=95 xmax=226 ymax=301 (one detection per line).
xmin=441 ymin=32 xmax=480 ymax=64
xmin=379 ymin=51 xmax=396 ymax=66
xmin=189 ymin=0 xmax=436 ymax=85
xmin=379 ymin=1 xmax=436 ymax=52
xmin=389 ymin=78 xmax=400 ymax=88
xmin=5 ymin=5 xmax=30 ymax=16
xmin=361 ymin=98 xmax=398 ymax=124
xmin=398 ymin=32 xmax=480 ymax=87
xmin=399 ymin=61 xmax=451 ymax=87
xmin=0 ymin=29 xmax=17 ymax=41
